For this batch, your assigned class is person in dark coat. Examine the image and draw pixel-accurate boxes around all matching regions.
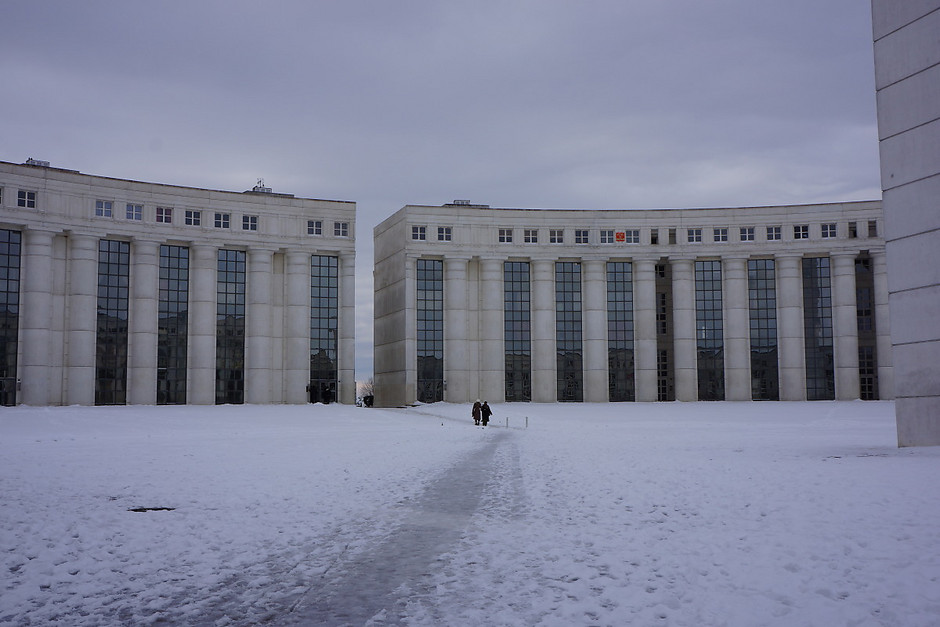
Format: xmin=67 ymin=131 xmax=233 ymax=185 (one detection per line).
xmin=472 ymin=399 xmax=482 ymax=425
xmin=481 ymin=401 xmax=492 ymax=426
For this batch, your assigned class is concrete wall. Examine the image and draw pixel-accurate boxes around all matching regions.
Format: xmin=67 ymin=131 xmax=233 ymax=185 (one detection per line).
xmin=872 ymin=1 xmax=940 ymax=445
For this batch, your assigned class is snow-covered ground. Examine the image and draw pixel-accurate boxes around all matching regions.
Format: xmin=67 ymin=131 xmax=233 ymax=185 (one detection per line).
xmin=2 ymin=401 xmax=938 ymax=626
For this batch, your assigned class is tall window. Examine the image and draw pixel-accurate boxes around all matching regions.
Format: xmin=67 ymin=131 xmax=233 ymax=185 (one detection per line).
xmin=504 ymin=261 xmax=531 ymax=402
xmin=802 ymin=257 xmax=835 ymax=400
xmin=695 ymin=260 xmax=724 ymax=400
xmin=416 ymin=259 xmax=443 ymax=402
xmin=655 ymin=263 xmax=675 ymax=401
xmin=310 ymin=255 xmax=339 ymax=404
xmin=856 ymin=256 xmax=879 ymax=400
xmin=96 ymin=240 xmax=130 ymax=405
xmin=158 ymin=245 xmax=189 ymax=404
xmin=0 ymin=230 xmax=21 ymax=406
xmin=748 ymin=259 xmax=779 ymax=400
xmin=607 ymin=261 xmax=635 ymax=401
xmin=216 ymin=249 xmax=246 ymax=404
xmin=556 ymin=262 xmax=583 ymax=401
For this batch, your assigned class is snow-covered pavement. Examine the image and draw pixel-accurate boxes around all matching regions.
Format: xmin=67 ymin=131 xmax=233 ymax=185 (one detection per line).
xmin=2 ymin=401 xmax=939 ymax=626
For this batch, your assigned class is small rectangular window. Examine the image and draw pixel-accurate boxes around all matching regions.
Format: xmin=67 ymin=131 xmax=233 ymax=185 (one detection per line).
xmin=126 ymin=203 xmax=143 ymax=221
xmin=767 ymin=226 xmax=781 ymax=241
xmin=307 ymin=220 xmax=322 ymax=235
xmin=794 ymin=225 xmax=809 ymax=239
xmin=412 ymin=225 xmax=426 ymax=240
xmin=848 ymin=222 xmax=858 ymax=238
xmin=243 ymin=215 xmax=258 ymax=231
xmin=549 ymin=229 xmax=564 ymax=244
xmin=600 ymin=230 xmax=615 ymax=244
xmin=668 ymin=228 xmax=677 ymax=245
xmin=524 ymin=229 xmax=538 ymax=243
xmin=713 ymin=227 xmax=728 ymax=242
xmin=624 ymin=229 xmax=640 ymax=244
xmin=215 ymin=212 xmax=230 ymax=229
xmin=688 ymin=228 xmax=702 ymax=243
xmin=156 ymin=206 xmax=173 ymax=224
xmin=821 ymin=223 xmax=836 ymax=238
xmin=575 ymin=229 xmax=589 ymax=244
xmin=868 ymin=220 xmax=877 ymax=237
xmin=438 ymin=226 xmax=452 ymax=241
xmin=95 ymin=200 xmax=113 ymax=217
xmin=498 ymin=228 xmax=513 ymax=243
xmin=17 ymin=190 xmax=36 ymax=208
xmin=185 ymin=210 xmax=201 ymax=226
xmin=650 ymin=229 xmax=659 ymax=245
xmin=334 ymin=222 xmax=349 ymax=237
xmin=740 ymin=227 xmax=754 ymax=241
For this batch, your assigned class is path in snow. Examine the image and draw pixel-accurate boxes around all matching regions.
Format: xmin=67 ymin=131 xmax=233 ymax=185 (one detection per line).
xmin=282 ymin=429 xmax=512 ymax=625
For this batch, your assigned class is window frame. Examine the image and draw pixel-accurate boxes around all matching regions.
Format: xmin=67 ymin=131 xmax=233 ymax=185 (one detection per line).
xmin=126 ymin=203 xmax=143 ymax=221
xmin=214 ymin=212 xmax=230 ymax=229
xmin=498 ymin=228 xmax=513 ymax=243
xmin=767 ymin=226 xmax=782 ymax=241
xmin=95 ymin=200 xmax=113 ymax=218
xmin=574 ymin=229 xmax=590 ymax=244
xmin=821 ymin=223 xmax=837 ymax=239
xmin=242 ymin=215 xmax=258 ymax=231
xmin=334 ymin=221 xmax=349 ymax=237
xmin=740 ymin=226 xmax=755 ymax=242
xmin=307 ymin=220 xmax=323 ymax=236
xmin=17 ymin=190 xmax=37 ymax=209
xmin=412 ymin=225 xmax=427 ymax=241
xmin=438 ymin=226 xmax=452 ymax=241
xmin=794 ymin=224 xmax=809 ymax=240
xmin=185 ymin=209 xmax=202 ymax=226
xmin=687 ymin=228 xmax=702 ymax=243
xmin=549 ymin=229 xmax=564 ymax=244
xmin=156 ymin=206 xmax=173 ymax=224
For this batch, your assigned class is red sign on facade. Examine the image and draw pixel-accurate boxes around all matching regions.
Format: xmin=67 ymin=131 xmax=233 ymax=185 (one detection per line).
xmin=615 ymin=231 xmax=626 ymax=242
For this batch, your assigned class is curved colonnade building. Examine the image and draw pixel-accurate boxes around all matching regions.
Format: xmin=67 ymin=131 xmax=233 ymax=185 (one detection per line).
xmin=0 ymin=160 xmax=356 ymax=406
xmin=374 ymin=200 xmax=891 ymax=407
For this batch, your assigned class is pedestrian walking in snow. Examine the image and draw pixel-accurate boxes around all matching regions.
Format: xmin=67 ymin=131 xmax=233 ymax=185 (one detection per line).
xmin=481 ymin=401 xmax=492 ymax=427
xmin=472 ymin=399 xmax=482 ymax=425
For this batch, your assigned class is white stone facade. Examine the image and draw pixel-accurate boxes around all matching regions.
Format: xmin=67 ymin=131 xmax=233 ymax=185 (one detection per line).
xmin=0 ymin=160 xmax=356 ymax=406
xmin=374 ymin=201 xmax=890 ymax=407
xmin=872 ymin=1 xmax=940 ymax=446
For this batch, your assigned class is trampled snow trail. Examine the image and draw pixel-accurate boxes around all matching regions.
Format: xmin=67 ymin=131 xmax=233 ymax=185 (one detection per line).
xmin=283 ymin=430 xmax=511 ymax=625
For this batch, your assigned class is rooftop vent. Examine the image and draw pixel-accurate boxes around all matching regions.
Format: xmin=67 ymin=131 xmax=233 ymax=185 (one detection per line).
xmin=24 ymin=158 xmax=50 ymax=167
xmin=453 ymin=199 xmax=471 ymax=205
xmin=444 ymin=199 xmax=489 ymax=209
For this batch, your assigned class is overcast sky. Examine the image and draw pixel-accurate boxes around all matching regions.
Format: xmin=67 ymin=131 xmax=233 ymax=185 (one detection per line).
xmin=3 ymin=1 xmax=881 ymax=380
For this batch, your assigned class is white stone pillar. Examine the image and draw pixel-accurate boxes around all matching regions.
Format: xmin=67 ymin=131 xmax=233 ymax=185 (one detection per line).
xmin=128 ymin=240 xmax=160 ymax=405
xmin=246 ymin=248 xmax=274 ymax=404
xmin=633 ymin=258 xmax=658 ymax=402
xmin=671 ymin=258 xmax=697 ymax=401
xmin=872 ymin=251 xmax=894 ymax=399
xmin=531 ymin=258 xmax=556 ymax=402
xmin=338 ymin=251 xmax=356 ymax=404
xmin=66 ymin=233 xmax=99 ymax=405
xmin=444 ymin=256 xmax=470 ymax=403
xmin=723 ymin=257 xmax=751 ymax=401
xmin=776 ymin=255 xmax=805 ymax=401
xmin=582 ymin=258 xmax=608 ymax=402
xmin=285 ymin=251 xmax=310 ymax=404
xmin=189 ymin=244 xmax=217 ymax=405
xmin=832 ymin=252 xmax=860 ymax=400
xmin=20 ymin=229 xmax=57 ymax=405
xmin=479 ymin=257 xmax=504 ymax=402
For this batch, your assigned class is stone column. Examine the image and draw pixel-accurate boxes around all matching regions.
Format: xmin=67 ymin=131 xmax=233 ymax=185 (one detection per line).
xmin=582 ymin=258 xmax=608 ymax=402
xmin=671 ymin=258 xmax=697 ymax=401
xmin=479 ymin=258 xmax=505 ymax=402
xmin=19 ymin=229 xmax=57 ymax=405
xmin=776 ymin=255 xmax=805 ymax=401
xmin=128 ymin=240 xmax=160 ymax=405
xmin=633 ymin=258 xmax=658 ymax=402
xmin=246 ymin=248 xmax=274 ymax=404
xmin=444 ymin=256 xmax=470 ymax=403
xmin=285 ymin=251 xmax=310 ymax=404
xmin=872 ymin=251 xmax=894 ymax=399
xmin=531 ymin=258 xmax=556 ymax=402
xmin=66 ymin=233 xmax=99 ymax=406
xmin=338 ymin=251 xmax=356 ymax=404
xmin=832 ymin=252 xmax=860 ymax=400
xmin=723 ymin=256 xmax=751 ymax=401
xmin=189 ymin=244 xmax=217 ymax=405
